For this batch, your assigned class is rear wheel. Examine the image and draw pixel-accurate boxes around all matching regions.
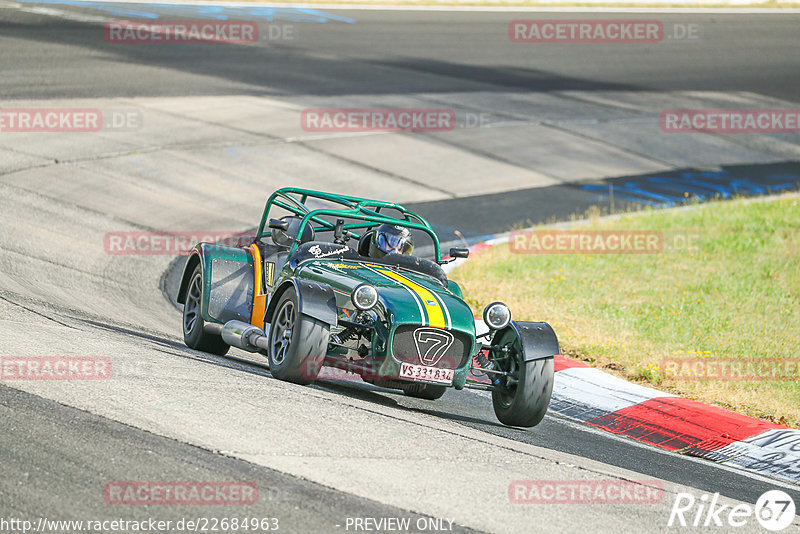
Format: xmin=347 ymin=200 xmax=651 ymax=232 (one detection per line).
xmin=183 ymin=264 xmax=230 ymax=356
xmin=267 ymin=289 xmax=329 ymax=385
xmin=402 ymin=383 xmax=447 ymax=400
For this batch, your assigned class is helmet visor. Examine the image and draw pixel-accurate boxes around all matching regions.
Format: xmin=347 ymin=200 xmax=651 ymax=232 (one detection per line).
xmin=377 ymin=231 xmax=413 ymax=255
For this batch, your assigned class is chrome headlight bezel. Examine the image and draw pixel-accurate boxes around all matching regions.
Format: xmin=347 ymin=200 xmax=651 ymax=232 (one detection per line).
xmin=483 ymin=301 xmax=511 ymax=330
xmin=352 ymin=283 xmax=379 ymax=311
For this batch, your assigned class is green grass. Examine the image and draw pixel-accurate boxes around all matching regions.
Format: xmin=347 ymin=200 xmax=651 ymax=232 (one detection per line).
xmin=454 ymin=194 xmax=800 ymax=427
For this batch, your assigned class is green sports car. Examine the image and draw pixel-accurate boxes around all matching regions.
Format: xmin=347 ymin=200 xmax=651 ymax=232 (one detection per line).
xmin=177 ymin=188 xmax=559 ymax=427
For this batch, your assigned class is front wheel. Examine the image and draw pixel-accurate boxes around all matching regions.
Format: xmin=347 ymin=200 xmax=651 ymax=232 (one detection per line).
xmin=183 ymin=264 xmax=230 ymax=356
xmin=267 ymin=289 xmax=329 ymax=385
xmin=492 ymin=356 xmax=554 ymax=427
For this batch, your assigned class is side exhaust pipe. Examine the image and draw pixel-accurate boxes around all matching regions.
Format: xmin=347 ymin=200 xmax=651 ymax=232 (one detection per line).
xmin=203 ymin=322 xmax=223 ymax=336
xmin=205 ymin=320 xmax=270 ymax=353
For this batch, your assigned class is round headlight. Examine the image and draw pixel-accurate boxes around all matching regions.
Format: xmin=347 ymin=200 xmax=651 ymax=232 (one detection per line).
xmin=483 ymin=302 xmax=511 ymax=330
xmin=352 ymin=284 xmax=379 ymax=311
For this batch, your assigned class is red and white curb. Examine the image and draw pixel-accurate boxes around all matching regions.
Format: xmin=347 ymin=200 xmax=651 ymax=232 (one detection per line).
xmin=446 ymin=237 xmax=800 ymax=486
xmin=548 ymin=357 xmax=799 ymax=486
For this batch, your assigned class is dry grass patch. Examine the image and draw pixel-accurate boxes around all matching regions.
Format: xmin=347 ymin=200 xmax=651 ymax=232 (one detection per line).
xmin=454 ymin=194 xmax=800 ymax=427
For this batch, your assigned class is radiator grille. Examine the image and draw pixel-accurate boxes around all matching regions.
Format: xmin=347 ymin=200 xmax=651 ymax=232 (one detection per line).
xmin=391 ymin=325 xmax=471 ymax=369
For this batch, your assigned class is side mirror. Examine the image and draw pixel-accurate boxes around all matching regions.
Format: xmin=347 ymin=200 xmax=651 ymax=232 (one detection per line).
xmin=269 ymin=218 xmax=289 ymax=231
xmin=449 ymin=247 xmax=470 ymax=259
xmin=333 ymin=218 xmax=346 ymax=245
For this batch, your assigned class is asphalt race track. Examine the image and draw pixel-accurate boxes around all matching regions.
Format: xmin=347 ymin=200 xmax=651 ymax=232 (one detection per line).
xmin=1 ymin=3 xmax=800 ymax=533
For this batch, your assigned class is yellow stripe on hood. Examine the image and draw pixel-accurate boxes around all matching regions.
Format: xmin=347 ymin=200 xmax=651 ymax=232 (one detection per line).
xmin=372 ymin=267 xmax=447 ymax=329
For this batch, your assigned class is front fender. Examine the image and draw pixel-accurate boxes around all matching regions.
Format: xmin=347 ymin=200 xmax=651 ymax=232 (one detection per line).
xmin=447 ymin=279 xmax=463 ymax=298
xmin=177 ymin=252 xmax=201 ymax=305
xmin=266 ymin=279 xmax=338 ymax=327
xmin=494 ymin=321 xmax=559 ymax=362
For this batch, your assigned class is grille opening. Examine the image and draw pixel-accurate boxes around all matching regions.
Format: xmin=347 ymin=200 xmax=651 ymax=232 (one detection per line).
xmin=391 ymin=325 xmax=471 ymax=369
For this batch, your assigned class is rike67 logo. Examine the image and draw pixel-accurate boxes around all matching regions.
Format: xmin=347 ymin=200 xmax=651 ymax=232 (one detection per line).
xmin=669 ymin=490 xmax=796 ymax=531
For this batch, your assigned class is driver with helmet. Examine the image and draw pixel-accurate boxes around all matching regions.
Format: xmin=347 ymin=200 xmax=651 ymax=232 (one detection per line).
xmin=367 ymin=224 xmax=414 ymax=258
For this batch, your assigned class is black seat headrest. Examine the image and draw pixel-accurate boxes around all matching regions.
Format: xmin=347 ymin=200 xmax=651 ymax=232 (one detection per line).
xmin=357 ymin=230 xmax=375 ymax=257
xmin=272 ymin=216 xmax=315 ymax=249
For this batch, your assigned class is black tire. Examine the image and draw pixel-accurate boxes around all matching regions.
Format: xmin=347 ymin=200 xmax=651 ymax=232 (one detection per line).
xmin=492 ymin=357 xmax=554 ymax=428
xmin=183 ymin=264 xmax=230 ymax=356
xmin=267 ymin=289 xmax=329 ymax=385
xmin=402 ymin=383 xmax=447 ymax=400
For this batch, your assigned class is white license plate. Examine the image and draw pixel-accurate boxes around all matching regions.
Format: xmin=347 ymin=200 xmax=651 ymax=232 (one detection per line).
xmin=399 ymin=362 xmax=454 ymax=385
